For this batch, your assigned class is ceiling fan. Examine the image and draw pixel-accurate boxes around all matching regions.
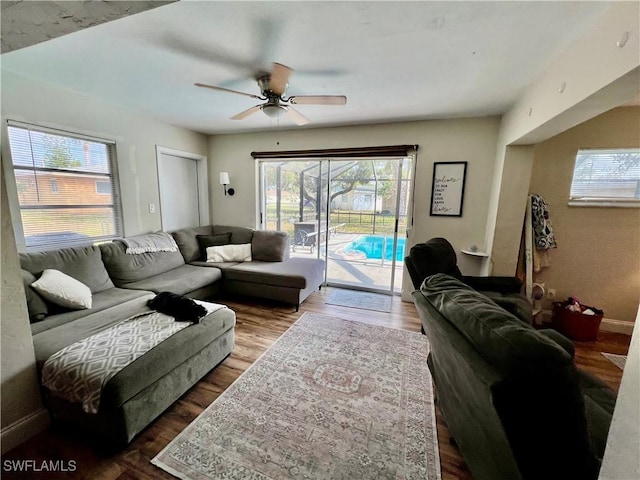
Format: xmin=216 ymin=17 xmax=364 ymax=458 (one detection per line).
xmin=195 ymin=63 xmax=347 ymax=125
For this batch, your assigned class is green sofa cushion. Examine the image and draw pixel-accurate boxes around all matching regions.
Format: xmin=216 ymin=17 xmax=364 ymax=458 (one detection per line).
xmin=32 ymin=297 xmax=235 ymax=410
xmin=171 ymin=226 xmax=214 ymax=263
xmin=21 ymin=269 xmax=49 ymax=322
xmin=420 ymin=273 xmax=572 ymax=378
xmin=100 ymin=240 xmax=185 ymax=285
xmin=30 ymin=288 xmax=153 ymax=335
xmin=212 ymin=225 xmax=254 ymax=244
xmin=224 ymin=258 xmax=324 ymax=289
xmin=120 ymin=264 xmax=222 ymax=295
xmin=32 ymin=294 xmax=156 ymax=368
xmin=20 ymin=245 xmax=114 ymax=294
xmin=251 ymin=230 xmax=290 ymax=262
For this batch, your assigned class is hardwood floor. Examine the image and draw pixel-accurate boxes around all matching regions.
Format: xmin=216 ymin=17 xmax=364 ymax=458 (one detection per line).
xmin=3 ymin=288 xmax=631 ymax=480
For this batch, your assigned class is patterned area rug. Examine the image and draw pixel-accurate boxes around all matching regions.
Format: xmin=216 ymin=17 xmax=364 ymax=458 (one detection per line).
xmin=325 ymin=288 xmax=392 ymax=313
xmin=152 ymin=312 xmax=441 ymax=480
xmin=601 ymin=352 xmax=627 ymax=370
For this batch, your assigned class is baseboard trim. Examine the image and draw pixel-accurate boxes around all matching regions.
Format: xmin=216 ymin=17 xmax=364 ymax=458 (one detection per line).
xmin=600 ymin=317 xmax=636 ymax=335
xmin=1 ymin=408 xmax=50 ymax=454
xmin=537 ymin=310 xmax=635 ymax=336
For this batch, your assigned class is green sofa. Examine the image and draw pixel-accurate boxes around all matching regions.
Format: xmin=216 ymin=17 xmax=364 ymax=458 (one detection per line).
xmin=21 ymin=242 xmax=235 ymax=447
xmin=413 ymin=273 xmax=617 ymax=480
xmin=170 ymin=225 xmax=325 ymax=311
xmin=20 ymin=225 xmax=324 ymax=447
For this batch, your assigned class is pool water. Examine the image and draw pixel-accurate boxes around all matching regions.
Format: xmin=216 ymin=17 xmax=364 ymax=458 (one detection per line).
xmin=344 ymin=235 xmax=406 ymax=262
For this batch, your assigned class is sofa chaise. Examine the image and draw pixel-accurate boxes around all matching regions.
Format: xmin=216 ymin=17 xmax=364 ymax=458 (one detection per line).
xmin=413 ymin=273 xmax=616 ymax=480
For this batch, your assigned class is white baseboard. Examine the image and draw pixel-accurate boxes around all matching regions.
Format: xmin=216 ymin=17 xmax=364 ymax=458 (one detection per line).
xmin=600 ymin=318 xmax=636 ymax=335
xmin=536 ymin=309 xmax=635 ymax=336
xmin=1 ymin=408 xmax=50 ymax=454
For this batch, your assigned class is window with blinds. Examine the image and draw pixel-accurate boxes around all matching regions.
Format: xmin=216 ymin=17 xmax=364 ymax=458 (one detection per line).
xmin=7 ymin=121 xmax=123 ymax=251
xmin=569 ymin=148 xmax=640 ymax=206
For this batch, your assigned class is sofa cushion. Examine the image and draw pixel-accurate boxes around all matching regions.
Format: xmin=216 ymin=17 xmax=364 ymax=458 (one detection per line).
xmin=30 ymin=287 xmax=153 ymax=335
xmin=206 ymin=243 xmax=252 ymax=263
xmin=101 ymin=303 xmax=235 ymax=409
xmin=120 ymin=264 xmax=222 ymax=295
xmin=32 ymin=293 xmax=156 ymax=368
xmin=31 ymin=269 xmax=93 ymax=310
xmin=190 ymin=260 xmax=240 ymax=270
xmin=22 ymin=269 xmax=48 ymax=322
xmin=212 ymin=225 xmax=254 ymax=244
xmin=100 ymin=240 xmax=185 ymax=286
xmin=20 ymin=245 xmax=114 ymax=294
xmin=224 ymin=258 xmax=324 ymax=289
xmin=197 ymin=233 xmax=232 ymax=260
xmin=252 ymin=230 xmax=290 ymax=262
xmin=171 ymin=226 xmax=214 ymax=263
xmin=420 ymin=273 xmax=572 ymax=377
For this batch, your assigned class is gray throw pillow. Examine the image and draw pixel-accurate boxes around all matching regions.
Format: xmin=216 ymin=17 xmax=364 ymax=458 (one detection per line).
xmin=197 ymin=233 xmax=232 ymax=260
xmin=21 ymin=269 xmax=48 ymax=322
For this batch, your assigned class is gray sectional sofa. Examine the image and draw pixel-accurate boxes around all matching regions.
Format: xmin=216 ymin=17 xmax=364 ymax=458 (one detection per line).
xmin=170 ymin=225 xmax=325 ymax=310
xmin=20 ymin=224 xmax=324 ymax=447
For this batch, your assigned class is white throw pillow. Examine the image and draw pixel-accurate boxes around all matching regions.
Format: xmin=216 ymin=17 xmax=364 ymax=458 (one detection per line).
xmin=31 ymin=269 xmax=93 ymax=310
xmin=206 ymin=243 xmax=252 ymax=263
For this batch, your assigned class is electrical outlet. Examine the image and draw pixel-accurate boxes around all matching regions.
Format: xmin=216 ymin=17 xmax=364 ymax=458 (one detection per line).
xmin=547 ymin=288 xmax=556 ymax=300
xmin=148 ymin=203 xmax=156 ymax=214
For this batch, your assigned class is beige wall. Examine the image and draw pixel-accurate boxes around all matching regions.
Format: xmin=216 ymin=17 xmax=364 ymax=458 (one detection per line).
xmin=1 ymin=70 xmax=209 ymax=246
xmin=486 ymin=1 xmax=640 ymax=277
xmin=529 ymin=107 xmax=640 ymax=323
xmin=1 ymin=166 xmax=49 ymax=453
xmin=0 ymin=70 xmax=208 ymax=447
xmin=208 ymin=117 xmax=501 ymax=298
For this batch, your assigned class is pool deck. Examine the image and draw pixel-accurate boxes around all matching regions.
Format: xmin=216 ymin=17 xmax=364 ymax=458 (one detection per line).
xmin=290 ymin=232 xmax=405 ymax=293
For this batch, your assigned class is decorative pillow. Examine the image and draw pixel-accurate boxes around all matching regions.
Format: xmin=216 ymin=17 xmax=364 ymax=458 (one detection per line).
xmin=21 ymin=269 xmax=48 ymax=322
xmin=206 ymin=243 xmax=252 ymax=263
xmin=31 ymin=269 xmax=92 ymax=310
xmin=197 ymin=233 xmax=232 ymax=260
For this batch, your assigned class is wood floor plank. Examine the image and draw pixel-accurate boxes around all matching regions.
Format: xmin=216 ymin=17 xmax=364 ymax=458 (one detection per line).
xmin=3 ymin=288 xmax=630 ymax=480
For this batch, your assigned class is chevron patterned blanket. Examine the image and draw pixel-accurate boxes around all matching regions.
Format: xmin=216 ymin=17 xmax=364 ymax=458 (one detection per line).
xmin=41 ymin=301 xmax=224 ymax=413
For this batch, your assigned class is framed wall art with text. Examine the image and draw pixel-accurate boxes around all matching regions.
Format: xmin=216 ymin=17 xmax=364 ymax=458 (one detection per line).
xmin=430 ymin=161 xmax=467 ymax=217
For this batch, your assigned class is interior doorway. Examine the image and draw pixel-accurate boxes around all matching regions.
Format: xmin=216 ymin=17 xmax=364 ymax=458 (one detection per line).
xmin=156 ymin=146 xmax=209 ymax=231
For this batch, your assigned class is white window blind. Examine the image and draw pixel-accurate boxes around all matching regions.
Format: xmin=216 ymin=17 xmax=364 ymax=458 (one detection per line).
xmin=569 ymin=148 xmax=640 ymax=206
xmin=7 ymin=121 xmax=123 ymax=251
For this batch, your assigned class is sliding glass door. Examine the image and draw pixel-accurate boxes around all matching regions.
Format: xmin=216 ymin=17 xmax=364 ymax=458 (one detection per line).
xmin=259 ymin=157 xmax=412 ymax=294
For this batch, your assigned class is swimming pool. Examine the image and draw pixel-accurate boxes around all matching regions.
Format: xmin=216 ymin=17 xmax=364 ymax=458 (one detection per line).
xmin=344 ymin=235 xmax=406 ymax=262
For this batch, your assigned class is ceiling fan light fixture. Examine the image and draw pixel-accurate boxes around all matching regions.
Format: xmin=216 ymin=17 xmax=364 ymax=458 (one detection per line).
xmin=261 ymin=104 xmax=287 ymax=118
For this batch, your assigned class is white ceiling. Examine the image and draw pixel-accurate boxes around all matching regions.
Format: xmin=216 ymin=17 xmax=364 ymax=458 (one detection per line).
xmin=0 ymin=1 xmax=615 ymax=135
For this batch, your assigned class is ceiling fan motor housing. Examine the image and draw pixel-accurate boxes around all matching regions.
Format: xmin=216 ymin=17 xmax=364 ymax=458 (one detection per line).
xmin=257 ymin=74 xmax=286 ymax=98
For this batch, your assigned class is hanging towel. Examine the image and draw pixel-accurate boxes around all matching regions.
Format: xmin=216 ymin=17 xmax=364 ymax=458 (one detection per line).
xmin=530 ymin=194 xmax=557 ymax=250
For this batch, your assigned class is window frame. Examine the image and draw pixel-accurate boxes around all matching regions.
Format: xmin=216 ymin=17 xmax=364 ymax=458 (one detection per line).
xmin=5 ymin=120 xmax=124 ymax=251
xmin=568 ymin=147 xmax=640 ymax=208
xmin=95 ymin=180 xmax=111 ymax=195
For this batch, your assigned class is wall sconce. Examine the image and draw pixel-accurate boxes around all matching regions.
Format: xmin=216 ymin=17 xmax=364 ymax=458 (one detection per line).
xmin=219 ymin=172 xmax=235 ymax=196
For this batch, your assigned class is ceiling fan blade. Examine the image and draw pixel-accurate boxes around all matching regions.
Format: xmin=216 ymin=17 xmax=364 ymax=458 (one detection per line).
xmin=269 ymin=63 xmax=293 ymax=95
xmin=231 ymin=105 xmax=262 ymax=120
xmin=195 ymin=83 xmax=263 ymax=100
xmin=289 ymin=95 xmax=347 ymax=105
xmin=286 ymin=106 xmax=310 ymax=126
xmin=158 ymin=33 xmax=256 ymax=73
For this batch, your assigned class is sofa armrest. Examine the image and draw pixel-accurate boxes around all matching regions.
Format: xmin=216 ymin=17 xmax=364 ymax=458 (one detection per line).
xmin=251 ymin=230 xmax=291 ymax=262
xmin=460 ymin=275 xmax=523 ymax=294
xmin=539 ymin=329 xmax=575 ymax=358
